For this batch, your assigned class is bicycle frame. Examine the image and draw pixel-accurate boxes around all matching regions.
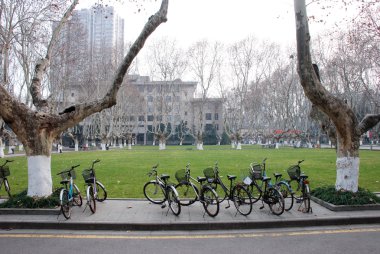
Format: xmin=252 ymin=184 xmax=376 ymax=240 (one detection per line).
xmin=88 ymin=159 xmax=100 ymax=198
xmin=0 ymin=160 xmax=13 ymax=192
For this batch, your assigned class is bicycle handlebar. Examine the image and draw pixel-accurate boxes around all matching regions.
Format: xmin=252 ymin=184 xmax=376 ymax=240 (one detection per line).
xmin=147 ymin=164 xmax=159 ymax=177
xmin=298 ymin=160 xmax=305 ymax=165
xmin=57 ymin=165 xmax=80 ymax=175
xmin=1 ymin=160 xmax=14 ymax=167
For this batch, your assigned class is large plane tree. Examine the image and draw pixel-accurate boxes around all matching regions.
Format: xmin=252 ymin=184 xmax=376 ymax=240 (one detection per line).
xmin=294 ymin=0 xmax=380 ymax=192
xmin=0 ymin=0 xmax=169 ymax=197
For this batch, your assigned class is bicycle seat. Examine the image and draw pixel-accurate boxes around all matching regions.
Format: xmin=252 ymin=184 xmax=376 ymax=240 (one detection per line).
xmin=60 ymin=180 xmax=69 ymax=185
xmin=161 ymin=174 xmax=170 ymax=180
xmin=262 ymin=176 xmax=271 ymax=182
xmin=227 ymin=175 xmax=236 ymax=180
xmin=197 ymin=176 xmax=206 ymax=182
xmin=300 ymin=174 xmax=308 ymax=179
xmin=274 ymin=173 xmax=282 ymax=178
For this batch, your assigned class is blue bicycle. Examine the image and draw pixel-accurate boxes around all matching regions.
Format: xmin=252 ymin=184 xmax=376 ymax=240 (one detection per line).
xmin=57 ymin=165 xmax=83 ymax=219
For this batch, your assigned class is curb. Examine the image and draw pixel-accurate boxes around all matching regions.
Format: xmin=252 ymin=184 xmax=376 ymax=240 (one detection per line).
xmin=0 ymin=208 xmax=60 ymax=215
xmin=311 ymin=196 xmax=380 ymax=212
xmin=1 ymin=215 xmax=380 ymax=231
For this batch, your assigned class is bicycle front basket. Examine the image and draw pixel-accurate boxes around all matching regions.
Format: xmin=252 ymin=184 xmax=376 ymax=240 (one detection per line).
xmin=0 ymin=166 xmax=10 ymax=178
xmin=60 ymin=169 xmax=76 ymax=181
xmin=250 ymin=163 xmax=262 ymax=180
xmin=175 ymin=169 xmax=188 ymax=184
xmin=287 ymin=165 xmax=300 ymax=180
xmin=203 ymin=167 xmax=216 ymax=182
xmin=82 ymin=169 xmax=94 ymax=182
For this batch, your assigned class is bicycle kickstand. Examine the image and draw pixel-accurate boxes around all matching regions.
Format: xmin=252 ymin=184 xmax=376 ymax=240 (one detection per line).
xmin=259 ymin=200 xmax=265 ymax=210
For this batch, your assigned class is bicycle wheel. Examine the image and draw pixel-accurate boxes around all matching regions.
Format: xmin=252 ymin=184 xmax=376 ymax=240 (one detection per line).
xmin=212 ymin=183 xmax=227 ymax=203
xmin=87 ymin=185 xmax=96 ymax=213
xmin=167 ymin=186 xmax=181 ymax=216
xmin=4 ymin=179 xmax=11 ymax=198
xmin=73 ymin=184 xmax=83 ymax=206
xmin=232 ymin=185 xmax=252 ymax=216
xmin=246 ymin=183 xmax=261 ymax=203
xmin=289 ymin=179 xmax=303 ymax=201
xmin=60 ymin=189 xmax=71 ymax=219
xmin=267 ymin=187 xmax=284 ymax=216
xmin=175 ymin=182 xmax=198 ymax=206
xmin=299 ymin=183 xmax=311 ymax=213
xmin=277 ymin=182 xmax=294 ymax=211
xmin=201 ymin=186 xmax=219 ymax=217
xmin=95 ymin=181 xmax=107 ymax=202
xmin=143 ymin=181 xmax=166 ymax=204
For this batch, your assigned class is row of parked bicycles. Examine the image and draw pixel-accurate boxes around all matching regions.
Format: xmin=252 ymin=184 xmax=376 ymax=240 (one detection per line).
xmin=0 ymin=159 xmax=107 ymax=220
xmin=143 ymin=158 xmax=312 ymax=217
xmin=56 ymin=159 xmax=108 ymax=219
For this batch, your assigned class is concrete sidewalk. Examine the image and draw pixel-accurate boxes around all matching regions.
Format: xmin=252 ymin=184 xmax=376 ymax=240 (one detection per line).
xmin=1 ymin=199 xmax=380 ymax=231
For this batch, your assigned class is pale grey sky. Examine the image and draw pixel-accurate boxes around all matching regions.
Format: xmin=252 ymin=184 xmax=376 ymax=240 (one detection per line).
xmin=78 ymin=0 xmax=346 ymax=48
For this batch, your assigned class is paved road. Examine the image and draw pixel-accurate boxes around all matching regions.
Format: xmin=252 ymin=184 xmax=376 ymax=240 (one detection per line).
xmin=1 ymin=225 xmax=379 ymax=254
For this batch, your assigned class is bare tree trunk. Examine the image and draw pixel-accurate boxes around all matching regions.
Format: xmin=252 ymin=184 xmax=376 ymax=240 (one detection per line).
xmin=294 ymin=0 xmax=380 ymax=192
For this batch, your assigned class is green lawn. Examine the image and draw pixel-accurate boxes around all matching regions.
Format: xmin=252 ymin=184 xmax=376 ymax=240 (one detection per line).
xmin=2 ymin=145 xmax=380 ymax=198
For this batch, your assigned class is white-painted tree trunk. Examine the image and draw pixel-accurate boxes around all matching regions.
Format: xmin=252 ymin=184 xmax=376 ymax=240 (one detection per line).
xmin=75 ymin=142 xmax=79 ymax=152
xmin=197 ymin=143 xmax=204 ymax=150
xmin=0 ymin=146 xmax=4 ymax=158
xmin=119 ymin=143 xmax=123 ymax=149
xmin=335 ymin=157 xmax=359 ymax=192
xmin=128 ymin=144 xmax=132 ymax=150
xmin=19 ymin=144 xmax=24 ymax=151
xmin=231 ymin=142 xmax=235 ymax=149
xmin=236 ymin=142 xmax=242 ymax=150
xmin=101 ymin=143 xmax=106 ymax=151
xmin=8 ymin=146 xmax=14 ymax=154
xmin=179 ymin=140 xmax=183 ymax=146
xmin=27 ymin=156 xmax=52 ymax=197
xmin=159 ymin=141 xmax=166 ymax=150
xmin=275 ymin=143 xmax=280 ymax=149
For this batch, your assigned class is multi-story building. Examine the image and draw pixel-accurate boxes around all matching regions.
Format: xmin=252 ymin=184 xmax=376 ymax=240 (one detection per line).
xmin=126 ymin=75 xmax=224 ymax=145
xmin=50 ymin=6 xmax=224 ymax=146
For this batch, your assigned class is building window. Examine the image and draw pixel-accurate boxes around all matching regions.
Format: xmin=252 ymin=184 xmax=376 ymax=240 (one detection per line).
xmin=71 ymin=92 xmax=75 ymax=97
xmin=215 ymin=124 xmax=219 ymax=131
xmin=185 ymin=111 xmax=187 ymax=116
xmin=138 ymin=86 xmax=144 ymax=93
xmin=147 ymin=115 xmax=154 ymax=121
xmin=147 ymin=85 xmax=153 ymax=93
xmin=215 ymin=113 xmax=219 ymax=120
xmin=205 ymin=113 xmax=212 ymax=120
xmin=138 ymin=115 xmax=145 ymax=121
xmin=147 ymin=96 xmax=153 ymax=102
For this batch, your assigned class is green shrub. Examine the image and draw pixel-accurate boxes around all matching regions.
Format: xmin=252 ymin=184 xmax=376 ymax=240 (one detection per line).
xmin=0 ymin=189 xmax=60 ymax=208
xmin=311 ymin=186 xmax=380 ymax=205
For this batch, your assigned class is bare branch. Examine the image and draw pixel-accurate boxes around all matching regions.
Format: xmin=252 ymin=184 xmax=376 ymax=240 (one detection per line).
xmin=30 ymin=0 xmax=79 ymax=110
xmin=358 ymin=114 xmax=380 ymax=135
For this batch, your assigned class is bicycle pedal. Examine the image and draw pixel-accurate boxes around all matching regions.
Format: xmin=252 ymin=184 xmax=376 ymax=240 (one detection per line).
xmin=225 ymin=205 xmax=230 ymax=209
xmin=259 ymin=206 xmax=264 ymax=209
xmin=161 ymin=204 xmax=166 ymax=209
